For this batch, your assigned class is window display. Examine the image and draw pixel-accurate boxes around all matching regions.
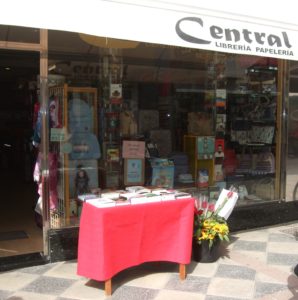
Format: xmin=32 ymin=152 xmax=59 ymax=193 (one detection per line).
xmin=46 ymin=85 xmax=99 ymax=226
xmin=224 ymin=63 xmax=278 ymax=205
xmin=46 ymin=30 xmax=281 ymax=228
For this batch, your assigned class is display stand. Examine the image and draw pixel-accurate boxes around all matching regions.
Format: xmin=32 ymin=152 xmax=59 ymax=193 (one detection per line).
xmin=49 ymin=84 xmax=98 ymax=226
xmin=225 ymin=63 xmax=279 ymax=202
xmin=77 ymin=198 xmax=195 ymax=295
xmin=183 ymin=135 xmax=215 ymax=187
xmin=122 ymin=140 xmax=145 ymax=186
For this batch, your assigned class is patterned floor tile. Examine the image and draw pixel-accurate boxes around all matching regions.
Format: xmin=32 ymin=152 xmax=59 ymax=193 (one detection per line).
xmin=18 ymin=263 xmax=60 ymax=275
xmin=231 ymin=230 xmax=269 ymax=242
xmin=59 ymin=279 xmax=106 ymax=300
xmin=278 ymin=225 xmax=298 ymax=240
xmin=124 ymin=271 xmax=171 ymax=289
xmin=110 ymin=285 xmax=158 ymax=300
xmin=0 ymin=272 xmax=38 ymax=291
xmin=165 ymin=274 xmax=210 ymax=293
xmin=272 ymin=264 xmax=294 ymax=275
xmin=6 ymin=291 xmax=56 ymax=300
xmin=56 ymin=298 xmax=80 ymax=300
xmin=205 ymin=296 xmax=247 ymax=300
xmin=215 ymin=264 xmax=256 ymax=280
xmin=232 ymin=240 xmax=267 ymax=252
xmin=43 ymin=260 xmax=82 ymax=280
xmin=0 ymin=289 xmax=13 ymax=300
xmin=190 ymin=261 xmax=218 ymax=277
xmin=255 ymin=269 xmax=291 ymax=284
xmin=255 ymin=281 xmax=289 ymax=298
xmin=2 ymin=222 xmax=298 ymax=299
xmin=267 ymin=252 xmax=298 ymax=266
xmin=267 ymin=241 xmax=298 ymax=254
xmin=217 ymin=253 xmax=251 ymax=266
xmin=207 ymin=278 xmax=254 ymax=299
xmin=268 ymin=232 xmax=297 ymax=242
xmin=229 ymin=250 xmax=267 ymax=263
xmin=21 ymin=276 xmax=76 ymax=296
xmin=154 ymin=289 xmax=205 ymax=300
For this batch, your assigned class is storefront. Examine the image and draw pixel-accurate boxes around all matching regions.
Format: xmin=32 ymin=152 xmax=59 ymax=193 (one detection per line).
xmin=1 ymin=0 xmax=298 ymax=266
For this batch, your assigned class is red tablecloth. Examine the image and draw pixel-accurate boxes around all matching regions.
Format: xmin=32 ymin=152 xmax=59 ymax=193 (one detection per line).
xmin=77 ymin=198 xmax=195 ymax=281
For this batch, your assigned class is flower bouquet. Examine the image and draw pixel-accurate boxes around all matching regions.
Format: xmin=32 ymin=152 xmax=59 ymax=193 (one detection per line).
xmin=194 ymin=188 xmax=238 ymax=249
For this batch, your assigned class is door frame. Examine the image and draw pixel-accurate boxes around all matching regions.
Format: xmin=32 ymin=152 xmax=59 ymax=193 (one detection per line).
xmin=0 ymin=28 xmax=49 ymax=256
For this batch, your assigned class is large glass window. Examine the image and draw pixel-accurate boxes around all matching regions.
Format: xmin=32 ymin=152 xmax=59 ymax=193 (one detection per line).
xmin=0 ymin=25 xmax=39 ymax=43
xmin=44 ymin=30 xmax=281 ymax=228
xmin=287 ymin=61 xmax=298 ymax=201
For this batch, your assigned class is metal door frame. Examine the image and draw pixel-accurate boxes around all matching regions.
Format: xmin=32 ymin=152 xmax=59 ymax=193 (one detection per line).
xmin=0 ymin=28 xmax=49 ymax=256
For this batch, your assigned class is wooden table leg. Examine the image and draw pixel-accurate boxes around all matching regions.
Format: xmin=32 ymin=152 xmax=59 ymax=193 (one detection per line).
xmin=179 ymin=264 xmax=186 ymax=280
xmin=105 ymin=279 xmax=112 ymax=296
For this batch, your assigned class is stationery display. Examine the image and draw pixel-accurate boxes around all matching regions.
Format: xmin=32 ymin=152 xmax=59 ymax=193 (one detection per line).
xmin=149 ymin=158 xmax=175 ymax=188
xmin=197 ymin=136 xmax=215 ymax=159
xmin=169 ymin=152 xmax=191 ymax=183
xmin=78 ymin=186 xmax=192 ymax=208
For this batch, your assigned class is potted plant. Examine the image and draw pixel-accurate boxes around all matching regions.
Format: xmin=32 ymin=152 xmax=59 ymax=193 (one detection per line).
xmin=193 ymin=189 xmax=237 ymax=262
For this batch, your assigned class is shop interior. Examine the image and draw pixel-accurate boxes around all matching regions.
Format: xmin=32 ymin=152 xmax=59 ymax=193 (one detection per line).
xmin=44 ymin=31 xmax=282 ymax=228
xmin=0 ymin=49 xmax=43 ymax=257
xmin=0 ymin=27 xmax=286 ymax=242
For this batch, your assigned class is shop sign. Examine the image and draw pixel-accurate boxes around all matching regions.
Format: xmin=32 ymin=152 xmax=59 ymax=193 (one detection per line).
xmin=175 ymin=16 xmax=295 ymax=59
xmin=2 ymin=1 xmax=298 ymax=60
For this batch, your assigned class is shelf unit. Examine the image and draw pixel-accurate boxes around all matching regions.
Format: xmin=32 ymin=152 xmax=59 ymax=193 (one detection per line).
xmin=225 ymin=64 xmax=280 ymax=201
xmin=50 ymin=84 xmax=98 ymax=226
xmin=183 ymin=135 xmax=215 ymax=187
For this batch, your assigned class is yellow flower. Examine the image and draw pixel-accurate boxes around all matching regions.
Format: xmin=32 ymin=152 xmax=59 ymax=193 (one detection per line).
xmin=199 ymin=231 xmax=209 ymax=240
xmin=203 ymin=219 xmax=212 ymax=228
xmin=213 ymin=224 xmax=222 ymax=232
xmin=194 ymin=213 xmax=230 ymax=247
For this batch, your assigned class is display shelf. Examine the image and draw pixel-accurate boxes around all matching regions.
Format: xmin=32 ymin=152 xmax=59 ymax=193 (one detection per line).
xmin=224 ymin=64 xmax=279 ymax=202
xmin=51 ymin=84 xmax=99 ymax=225
xmin=226 ymin=173 xmax=275 ymax=182
xmin=183 ymin=135 xmax=215 ymax=186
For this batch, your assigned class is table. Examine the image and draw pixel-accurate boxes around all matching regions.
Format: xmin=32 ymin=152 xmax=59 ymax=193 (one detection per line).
xmin=77 ymin=197 xmax=195 ymax=295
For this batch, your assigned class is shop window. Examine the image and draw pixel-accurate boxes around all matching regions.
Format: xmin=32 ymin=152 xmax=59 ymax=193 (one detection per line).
xmin=0 ymin=25 xmax=39 ymax=43
xmin=287 ymin=61 xmax=298 ymax=201
xmin=43 ymin=30 xmax=281 ymax=228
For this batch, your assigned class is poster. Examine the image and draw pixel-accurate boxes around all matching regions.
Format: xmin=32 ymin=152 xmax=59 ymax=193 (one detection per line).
xmin=197 ymin=136 xmax=215 ymax=159
xmin=122 ymin=140 xmax=145 ymax=158
xmin=110 ymin=83 xmax=123 ymax=104
xmin=124 ymin=158 xmax=144 ymax=185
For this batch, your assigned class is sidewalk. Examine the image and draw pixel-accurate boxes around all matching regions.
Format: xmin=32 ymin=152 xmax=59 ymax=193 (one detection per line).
xmin=1 ymin=221 xmax=298 ymax=300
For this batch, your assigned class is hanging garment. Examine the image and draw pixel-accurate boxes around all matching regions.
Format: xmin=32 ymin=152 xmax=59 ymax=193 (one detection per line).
xmin=48 ymin=152 xmax=58 ymax=210
xmin=33 ymin=152 xmax=58 ymax=213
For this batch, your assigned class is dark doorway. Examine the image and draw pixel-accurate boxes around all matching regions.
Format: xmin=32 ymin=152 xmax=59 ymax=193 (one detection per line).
xmin=0 ymin=50 xmax=43 ymax=257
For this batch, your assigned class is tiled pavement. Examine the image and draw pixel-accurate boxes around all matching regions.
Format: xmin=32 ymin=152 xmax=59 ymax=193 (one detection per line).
xmin=2 ymin=222 xmax=298 ymax=299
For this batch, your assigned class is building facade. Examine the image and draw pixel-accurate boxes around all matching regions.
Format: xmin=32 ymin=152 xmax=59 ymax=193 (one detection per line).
xmin=1 ymin=0 xmax=298 ymax=267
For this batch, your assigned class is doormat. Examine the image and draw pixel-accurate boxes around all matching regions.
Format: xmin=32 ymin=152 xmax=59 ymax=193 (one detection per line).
xmin=0 ymin=230 xmax=29 ymax=241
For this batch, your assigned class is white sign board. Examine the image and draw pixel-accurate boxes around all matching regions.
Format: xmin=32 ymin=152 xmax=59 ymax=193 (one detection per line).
xmin=1 ymin=0 xmax=298 ymax=60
